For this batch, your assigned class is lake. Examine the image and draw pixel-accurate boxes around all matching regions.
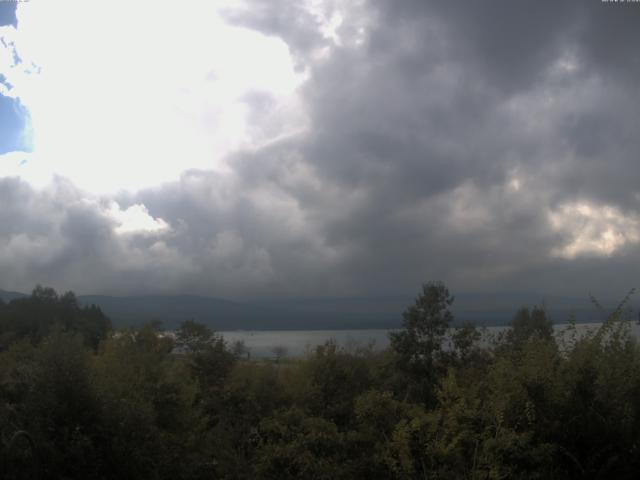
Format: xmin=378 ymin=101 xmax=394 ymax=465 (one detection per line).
xmin=219 ymin=329 xmax=392 ymax=358
xmin=219 ymin=322 xmax=640 ymax=358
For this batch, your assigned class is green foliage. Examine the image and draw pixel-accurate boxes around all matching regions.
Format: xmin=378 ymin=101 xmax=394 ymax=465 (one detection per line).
xmin=175 ymin=319 xmax=214 ymax=354
xmin=93 ymin=327 xmax=208 ymax=479
xmin=256 ymin=408 xmax=347 ymax=480
xmin=302 ymin=340 xmax=372 ymax=427
xmin=389 ymin=281 xmax=454 ymax=405
xmin=0 ymin=285 xmax=111 ymax=350
xmin=506 ymin=306 xmax=554 ymax=347
xmin=3 ymin=283 xmax=640 ymax=479
xmin=391 ymin=281 xmax=454 ymax=361
xmin=206 ymin=362 xmax=289 ymax=478
xmin=353 ymin=390 xmax=428 ymax=479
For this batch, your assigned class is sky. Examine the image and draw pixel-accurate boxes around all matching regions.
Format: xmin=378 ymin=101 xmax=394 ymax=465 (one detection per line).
xmin=1 ymin=0 xmax=640 ymax=301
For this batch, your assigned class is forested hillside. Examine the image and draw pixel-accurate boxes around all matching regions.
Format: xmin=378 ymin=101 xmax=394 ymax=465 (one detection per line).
xmin=1 ymin=283 xmax=640 ymax=479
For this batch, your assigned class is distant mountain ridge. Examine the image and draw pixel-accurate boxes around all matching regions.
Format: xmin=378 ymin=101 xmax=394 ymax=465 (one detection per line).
xmin=0 ymin=289 xmax=627 ymax=330
xmin=0 ymin=289 xmax=27 ymax=302
xmin=0 ymin=289 xmax=400 ymax=330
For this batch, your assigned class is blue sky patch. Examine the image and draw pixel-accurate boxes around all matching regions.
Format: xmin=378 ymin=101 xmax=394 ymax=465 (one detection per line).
xmin=0 ymin=3 xmax=17 ymax=28
xmin=0 ymin=93 xmax=29 ymax=154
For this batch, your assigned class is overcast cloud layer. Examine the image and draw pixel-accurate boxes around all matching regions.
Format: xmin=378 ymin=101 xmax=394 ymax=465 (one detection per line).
xmin=1 ymin=0 xmax=640 ymax=300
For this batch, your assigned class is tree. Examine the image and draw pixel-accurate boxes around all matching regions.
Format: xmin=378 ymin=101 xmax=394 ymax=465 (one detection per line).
xmin=175 ymin=320 xmax=237 ymax=401
xmin=255 ymin=408 xmax=347 ymax=480
xmin=271 ymin=345 xmax=288 ymax=364
xmin=451 ymin=322 xmax=481 ymax=361
xmin=389 ymin=281 xmax=454 ymax=405
xmin=93 ymin=324 xmax=207 ymax=479
xmin=507 ymin=306 xmax=553 ymax=347
xmin=175 ymin=319 xmax=214 ymax=354
xmin=303 ymin=341 xmax=371 ymax=427
xmin=231 ymin=339 xmax=250 ymax=359
xmin=0 ymin=286 xmax=111 ymax=349
xmin=27 ymin=328 xmax=102 ymax=478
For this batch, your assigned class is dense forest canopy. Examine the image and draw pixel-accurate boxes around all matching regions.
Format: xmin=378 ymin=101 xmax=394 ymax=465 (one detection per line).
xmin=1 ymin=283 xmax=640 ymax=479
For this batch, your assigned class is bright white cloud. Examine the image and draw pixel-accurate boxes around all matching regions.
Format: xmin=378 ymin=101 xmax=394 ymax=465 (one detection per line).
xmin=1 ymin=0 xmax=307 ymax=193
xmin=0 ymin=151 xmax=29 ymax=175
xmin=109 ymin=202 xmax=169 ymax=235
xmin=549 ymin=201 xmax=640 ymax=259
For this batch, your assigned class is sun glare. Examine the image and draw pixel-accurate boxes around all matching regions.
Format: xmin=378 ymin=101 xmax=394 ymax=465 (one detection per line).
xmin=6 ymin=0 xmax=305 ymax=193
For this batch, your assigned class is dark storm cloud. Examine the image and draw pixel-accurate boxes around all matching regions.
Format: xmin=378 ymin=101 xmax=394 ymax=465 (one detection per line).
xmin=2 ymin=0 xmax=640 ymax=299
xmin=212 ymin=0 xmax=640 ymax=297
xmin=378 ymin=0 xmax=640 ymax=89
xmin=125 ymin=164 xmax=352 ymax=297
xmin=0 ymin=177 xmax=195 ymax=295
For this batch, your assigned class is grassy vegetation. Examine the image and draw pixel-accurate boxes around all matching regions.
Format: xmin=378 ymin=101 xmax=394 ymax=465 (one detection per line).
xmin=1 ymin=283 xmax=640 ymax=479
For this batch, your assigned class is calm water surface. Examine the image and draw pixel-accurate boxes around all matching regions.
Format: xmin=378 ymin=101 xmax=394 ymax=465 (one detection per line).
xmin=219 ymin=322 xmax=640 ymax=358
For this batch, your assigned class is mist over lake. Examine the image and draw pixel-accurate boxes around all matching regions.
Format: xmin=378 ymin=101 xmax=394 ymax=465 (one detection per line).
xmin=219 ymin=321 xmax=640 ymax=358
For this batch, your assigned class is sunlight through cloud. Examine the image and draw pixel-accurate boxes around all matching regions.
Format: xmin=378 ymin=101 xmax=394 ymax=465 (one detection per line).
xmin=3 ymin=0 xmax=306 ymax=193
xmin=549 ymin=202 xmax=640 ymax=259
xmin=109 ymin=203 xmax=169 ymax=235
